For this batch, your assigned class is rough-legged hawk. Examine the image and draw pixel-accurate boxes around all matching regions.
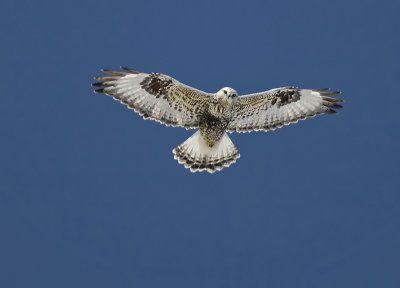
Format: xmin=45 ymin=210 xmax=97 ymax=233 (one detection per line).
xmin=93 ymin=67 xmax=343 ymax=173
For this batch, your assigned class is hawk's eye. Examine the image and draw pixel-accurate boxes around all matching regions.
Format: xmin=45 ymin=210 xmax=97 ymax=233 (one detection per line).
xmin=232 ymin=94 xmax=236 ymax=97
xmin=223 ymin=90 xmax=227 ymax=94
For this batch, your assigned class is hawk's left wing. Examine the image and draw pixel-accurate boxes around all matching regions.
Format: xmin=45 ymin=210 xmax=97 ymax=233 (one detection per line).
xmin=227 ymin=87 xmax=343 ymax=133
xmin=93 ymin=67 xmax=211 ymax=129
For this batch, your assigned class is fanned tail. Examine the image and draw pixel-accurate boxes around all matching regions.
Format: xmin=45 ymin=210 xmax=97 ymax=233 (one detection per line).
xmin=173 ymin=131 xmax=240 ymax=173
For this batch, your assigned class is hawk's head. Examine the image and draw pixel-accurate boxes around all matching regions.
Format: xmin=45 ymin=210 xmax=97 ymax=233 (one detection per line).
xmin=215 ymin=87 xmax=238 ymax=107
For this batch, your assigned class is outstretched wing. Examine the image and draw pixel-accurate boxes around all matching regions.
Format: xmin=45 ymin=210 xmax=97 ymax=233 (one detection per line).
xmin=227 ymin=87 xmax=343 ymax=133
xmin=93 ymin=67 xmax=211 ymax=129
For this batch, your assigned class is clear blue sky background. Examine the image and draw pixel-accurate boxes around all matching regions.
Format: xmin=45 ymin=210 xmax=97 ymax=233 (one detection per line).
xmin=1 ymin=0 xmax=399 ymax=287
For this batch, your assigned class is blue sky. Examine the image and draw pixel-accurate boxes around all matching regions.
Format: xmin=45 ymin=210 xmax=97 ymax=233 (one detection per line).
xmin=1 ymin=0 xmax=399 ymax=287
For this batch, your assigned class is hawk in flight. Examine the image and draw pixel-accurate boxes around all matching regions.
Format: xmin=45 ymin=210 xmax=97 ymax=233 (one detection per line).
xmin=93 ymin=67 xmax=343 ymax=173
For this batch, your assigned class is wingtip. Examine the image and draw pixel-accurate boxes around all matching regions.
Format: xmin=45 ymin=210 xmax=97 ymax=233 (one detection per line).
xmin=101 ymin=69 xmax=128 ymax=76
xmin=323 ymin=96 xmax=344 ymax=103
xmin=333 ymin=103 xmax=343 ymax=109
xmin=319 ymin=90 xmax=341 ymax=96
xmin=94 ymin=88 xmax=105 ymax=94
xmin=92 ymin=82 xmax=104 ymax=87
xmin=120 ymin=66 xmax=141 ymax=74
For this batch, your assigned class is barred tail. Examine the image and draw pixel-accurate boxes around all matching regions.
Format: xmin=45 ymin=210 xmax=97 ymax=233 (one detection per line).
xmin=173 ymin=131 xmax=240 ymax=173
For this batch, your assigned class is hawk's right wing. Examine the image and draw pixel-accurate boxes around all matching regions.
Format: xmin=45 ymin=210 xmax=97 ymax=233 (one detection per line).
xmin=93 ymin=67 xmax=211 ymax=129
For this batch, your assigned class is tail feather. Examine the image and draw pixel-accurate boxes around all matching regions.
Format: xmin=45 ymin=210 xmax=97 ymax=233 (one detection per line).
xmin=173 ymin=131 xmax=240 ymax=173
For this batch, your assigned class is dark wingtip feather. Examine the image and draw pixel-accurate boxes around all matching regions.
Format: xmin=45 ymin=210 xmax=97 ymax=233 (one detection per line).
xmin=92 ymin=82 xmax=104 ymax=87
xmin=326 ymin=108 xmax=337 ymax=114
xmin=101 ymin=69 xmax=128 ymax=76
xmin=94 ymin=88 xmax=106 ymax=94
xmin=320 ymin=90 xmax=341 ymax=96
xmin=332 ymin=103 xmax=343 ymax=109
xmin=120 ymin=66 xmax=141 ymax=74
xmin=324 ymin=102 xmax=343 ymax=109
xmin=313 ymin=88 xmax=329 ymax=91
xmin=322 ymin=96 xmax=344 ymax=103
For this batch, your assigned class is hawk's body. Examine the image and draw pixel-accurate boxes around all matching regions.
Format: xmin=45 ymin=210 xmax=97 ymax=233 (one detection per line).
xmin=93 ymin=67 xmax=343 ymax=173
xmin=200 ymin=96 xmax=233 ymax=147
